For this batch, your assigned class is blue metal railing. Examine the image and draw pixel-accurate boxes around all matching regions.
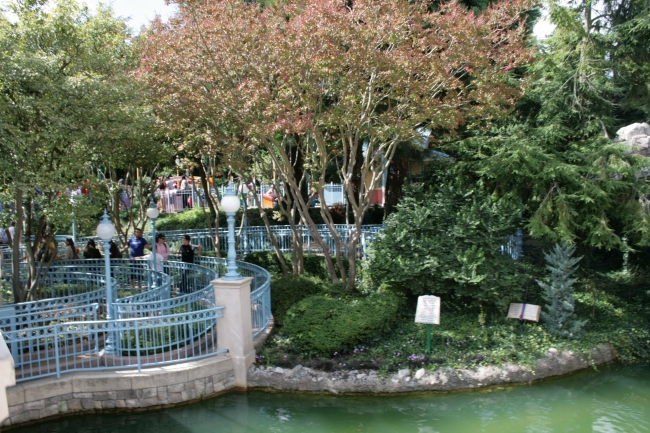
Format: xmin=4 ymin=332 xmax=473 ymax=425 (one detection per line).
xmin=68 ymin=224 xmax=385 ymax=258
xmin=193 ymin=257 xmax=271 ymax=338
xmin=0 ymin=254 xmax=271 ymax=382
xmin=2 ymin=308 xmax=224 ymax=381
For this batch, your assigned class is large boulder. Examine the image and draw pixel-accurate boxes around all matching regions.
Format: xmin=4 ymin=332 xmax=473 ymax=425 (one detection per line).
xmin=616 ymin=122 xmax=650 ymax=157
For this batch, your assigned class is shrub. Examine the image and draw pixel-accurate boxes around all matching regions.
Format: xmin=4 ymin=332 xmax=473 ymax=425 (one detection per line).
xmin=271 ymin=274 xmax=326 ymax=326
xmin=156 ymin=208 xmax=210 ymax=231
xmin=282 ymin=291 xmax=401 ymax=355
xmin=245 ymin=251 xmax=348 ymax=281
xmin=366 ymin=181 xmax=526 ymax=313
xmin=244 ymin=251 xmax=285 ymax=275
xmin=156 ymin=208 xmax=282 ymax=232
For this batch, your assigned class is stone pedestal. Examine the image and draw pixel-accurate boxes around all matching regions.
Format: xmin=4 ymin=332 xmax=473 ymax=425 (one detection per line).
xmin=0 ymin=331 xmax=16 ymax=423
xmin=212 ymin=277 xmax=255 ymax=390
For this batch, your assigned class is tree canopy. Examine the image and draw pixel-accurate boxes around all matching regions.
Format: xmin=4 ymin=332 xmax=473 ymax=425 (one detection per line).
xmin=137 ymin=0 xmax=533 ymax=286
xmin=439 ymin=0 xmax=650 ymax=250
xmin=0 ymin=0 xmax=161 ymax=300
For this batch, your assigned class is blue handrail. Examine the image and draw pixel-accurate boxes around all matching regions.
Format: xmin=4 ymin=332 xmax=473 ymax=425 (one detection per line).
xmin=0 ymin=255 xmax=271 ymax=382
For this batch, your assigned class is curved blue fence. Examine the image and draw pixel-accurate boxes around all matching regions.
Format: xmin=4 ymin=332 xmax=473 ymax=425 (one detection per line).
xmin=0 ymin=256 xmax=271 ymax=382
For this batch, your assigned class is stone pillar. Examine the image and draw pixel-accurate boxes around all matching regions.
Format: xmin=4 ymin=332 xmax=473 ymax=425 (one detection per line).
xmin=212 ymin=277 xmax=255 ymax=390
xmin=0 ymin=331 xmax=16 ymax=423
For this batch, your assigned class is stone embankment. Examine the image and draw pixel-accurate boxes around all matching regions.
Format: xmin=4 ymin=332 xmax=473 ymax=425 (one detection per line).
xmin=2 ymin=355 xmax=235 ymax=429
xmin=248 ymin=345 xmax=616 ymax=394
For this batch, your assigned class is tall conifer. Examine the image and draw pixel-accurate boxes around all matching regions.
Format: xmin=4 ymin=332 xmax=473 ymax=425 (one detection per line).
xmin=538 ymin=244 xmax=587 ymax=338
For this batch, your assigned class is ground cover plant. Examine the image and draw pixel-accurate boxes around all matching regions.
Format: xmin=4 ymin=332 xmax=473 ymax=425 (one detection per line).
xmin=257 ymin=268 xmax=650 ymax=373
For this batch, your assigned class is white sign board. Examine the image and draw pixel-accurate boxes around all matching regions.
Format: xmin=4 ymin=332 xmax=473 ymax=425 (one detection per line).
xmin=415 ymin=296 xmax=440 ymax=325
xmin=507 ymin=303 xmax=541 ymax=322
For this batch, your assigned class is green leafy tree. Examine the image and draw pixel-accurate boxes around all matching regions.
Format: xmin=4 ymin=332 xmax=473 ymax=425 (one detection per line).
xmin=538 ymin=243 xmax=587 ymax=338
xmin=366 ymin=165 xmax=526 ymax=312
xmin=0 ymin=0 xmax=159 ymax=301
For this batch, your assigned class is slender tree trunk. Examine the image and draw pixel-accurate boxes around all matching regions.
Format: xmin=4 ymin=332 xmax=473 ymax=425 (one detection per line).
xmin=265 ymin=138 xmax=341 ymax=283
xmin=11 ymin=188 xmax=24 ymax=302
xmin=195 ymin=163 xmax=221 ymax=257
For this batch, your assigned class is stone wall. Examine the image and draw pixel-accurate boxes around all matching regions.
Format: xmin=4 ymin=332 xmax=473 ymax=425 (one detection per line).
xmin=2 ymin=355 xmax=235 ymax=429
xmin=248 ymin=345 xmax=617 ymax=394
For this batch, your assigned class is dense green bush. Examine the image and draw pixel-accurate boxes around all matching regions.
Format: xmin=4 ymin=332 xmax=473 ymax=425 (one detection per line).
xmin=270 ymin=274 xmax=327 ymax=326
xmin=282 ymin=291 xmax=401 ymax=355
xmin=366 ymin=181 xmax=526 ymax=313
xmin=155 ymin=208 xmax=211 ymax=231
xmin=244 ymin=251 xmax=348 ymax=280
xmin=155 ymin=207 xmax=338 ymax=232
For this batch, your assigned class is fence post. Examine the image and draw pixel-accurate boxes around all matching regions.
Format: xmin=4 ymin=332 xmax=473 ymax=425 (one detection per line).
xmin=0 ymin=331 xmax=15 ymax=424
xmin=211 ymin=276 xmax=254 ymax=390
xmin=54 ymin=326 xmax=61 ymax=379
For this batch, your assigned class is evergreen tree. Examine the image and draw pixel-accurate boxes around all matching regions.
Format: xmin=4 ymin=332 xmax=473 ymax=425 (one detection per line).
xmin=538 ymin=243 xmax=587 ymax=338
xmin=440 ymin=0 xmax=650 ymax=249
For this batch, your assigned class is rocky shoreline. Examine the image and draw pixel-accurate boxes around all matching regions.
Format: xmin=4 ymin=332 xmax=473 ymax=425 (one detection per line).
xmin=247 ymin=345 xmax=616 ymax=394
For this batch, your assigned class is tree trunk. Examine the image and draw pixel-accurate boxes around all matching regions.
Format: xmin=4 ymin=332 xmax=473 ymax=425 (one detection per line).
xmin=384 ymin=156 xmax=409 ymax=218
xmin=11 ymin=188 xmax=24 ymax=302
xmin=195 ymin=163 xmax=221 ymax=256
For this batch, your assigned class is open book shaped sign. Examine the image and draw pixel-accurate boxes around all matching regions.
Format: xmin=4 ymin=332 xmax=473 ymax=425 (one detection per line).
xmin=507 ymin=303 xmax=541 ymax=322
xmin=415 ymin=296 xmax=440 ymax=325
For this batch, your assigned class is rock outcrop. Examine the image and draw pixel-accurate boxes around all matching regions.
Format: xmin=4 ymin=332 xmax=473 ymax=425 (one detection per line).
xmin=248 ymin=345 xmax=616 ymax=394
xmin=617 ymin=122 xmax=650 ymax=157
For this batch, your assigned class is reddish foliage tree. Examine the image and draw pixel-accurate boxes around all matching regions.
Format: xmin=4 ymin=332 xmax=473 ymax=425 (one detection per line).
xmin=138 ymin=0 xmax=532 ymax=286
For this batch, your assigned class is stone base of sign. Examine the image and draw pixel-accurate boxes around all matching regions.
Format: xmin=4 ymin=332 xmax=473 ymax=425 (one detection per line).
xmin=2 ymin=355 xmax=235 ymax=430
xmin=247 ymin=345 xmax=616 ymax=394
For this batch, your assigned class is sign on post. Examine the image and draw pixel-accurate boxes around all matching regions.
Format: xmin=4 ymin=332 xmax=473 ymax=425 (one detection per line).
xmin=507 ymin=303 xmax=541 ymax=322
xmin=415 ymin=296 xmax=441 ymax=325
xmin=415 ymin=296 xmax=440 ymax=353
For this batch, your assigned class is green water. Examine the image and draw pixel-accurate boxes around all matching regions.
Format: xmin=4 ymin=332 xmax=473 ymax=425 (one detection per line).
xmin=13 ymin=363 xmax=650 ymax=433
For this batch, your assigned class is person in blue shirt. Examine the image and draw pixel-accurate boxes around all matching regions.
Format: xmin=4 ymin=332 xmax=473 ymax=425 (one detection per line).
xmin=123 ymin=228 xmax=151 ymax=287
xmin=123 ymin=228 xmax=150 ymax=258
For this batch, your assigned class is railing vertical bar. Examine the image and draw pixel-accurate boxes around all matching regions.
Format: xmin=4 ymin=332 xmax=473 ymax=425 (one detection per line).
xmin=135 ymin=319 xmax=141 ymax=372
xmin=54 ymin=325 xmax=61 ymax=379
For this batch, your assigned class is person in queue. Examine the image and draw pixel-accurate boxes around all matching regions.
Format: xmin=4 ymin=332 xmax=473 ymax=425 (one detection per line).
xmin=123 ymin=228 xmax=150 ymax=258
xmin=123 ymin=228 xmax=151 ymax=287
xmin=176 ymin=234 xmax=201 ymax=293
xmin=83 ymin=239 xmax=102 ymax=259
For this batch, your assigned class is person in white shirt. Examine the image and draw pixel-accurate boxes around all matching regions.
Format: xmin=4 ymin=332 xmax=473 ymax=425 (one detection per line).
xmin=136 ymin=252 xmax=164 ymax=272
xmin=180 ymin=176 xmax=190 ymax=209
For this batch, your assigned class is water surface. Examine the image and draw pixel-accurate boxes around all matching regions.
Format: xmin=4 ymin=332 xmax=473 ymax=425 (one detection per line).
xmin=14 ymin=363 xmax=650 ymax=433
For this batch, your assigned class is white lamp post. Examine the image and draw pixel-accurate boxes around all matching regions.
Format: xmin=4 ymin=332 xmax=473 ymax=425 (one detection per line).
xmin=239 ymin=182 xmax=250 ymax=256
xmin=146 ymin=199 xmax=160 ymax=271
xmin=221 ymin=184 xmax=242 ymax=280
xmin=96 ymin=210 xmax=117 ymax=354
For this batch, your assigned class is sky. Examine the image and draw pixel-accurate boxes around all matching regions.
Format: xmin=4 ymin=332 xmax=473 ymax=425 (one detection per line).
xmin=2 ymin=0 xmax=556 ymax=38
xmin=79 ymin=0 xmax=177 ymax=31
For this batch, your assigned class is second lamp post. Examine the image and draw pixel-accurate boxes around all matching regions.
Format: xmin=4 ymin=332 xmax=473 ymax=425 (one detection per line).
xmin=146 ymin=199 xmax=160 ymax=269
xmin=221 ymin=184 xmax=242 ymax=280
